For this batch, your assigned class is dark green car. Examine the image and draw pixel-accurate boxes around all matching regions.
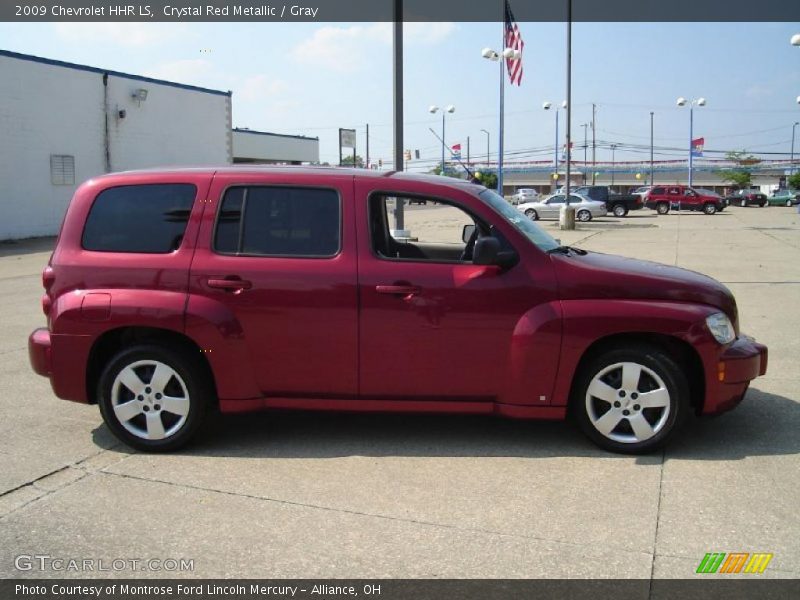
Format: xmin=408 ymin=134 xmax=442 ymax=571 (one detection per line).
xmin=768 ymin=189 xmax=800 ymax=207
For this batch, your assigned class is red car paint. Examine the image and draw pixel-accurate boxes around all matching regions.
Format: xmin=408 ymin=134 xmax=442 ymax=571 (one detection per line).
xmin=29 ymin=167 xmax=766 ymax=424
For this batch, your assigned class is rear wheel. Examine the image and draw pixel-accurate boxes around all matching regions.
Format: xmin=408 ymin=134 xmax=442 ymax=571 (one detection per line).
xmin=788 ymin=200 xmax=793 ymax=207
xmin=761 ymin=200 xmax=768 ymax=207
xmin=704 ymin=203 xmax=717 ymax=215
xmin=524 ymin=208 xmax=538 ymax=220
xmin=577 ymin=209 xmax=592 ymax=222
xmin=656 ymin=202 xmax=669 ymax=215
xmin=612 ymin=204 xmax=627 ymax=217
xmin=572 ymin=344 xmax=689 ymax=454
xmin=740 ymin=198 xmax=747 ymax=207
xmin=98 ymin=344 xmax=211 ymax=452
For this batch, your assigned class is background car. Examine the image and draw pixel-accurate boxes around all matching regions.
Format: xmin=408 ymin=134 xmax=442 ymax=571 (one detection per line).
xmin=518 ymin=193 xmax=606 ymax=222
xmin=768 ymin=189 xmax=800 ymax=207
xmin=510 ymin=188 xmax=540 ymax=205
xmin=644 ymin=185 xmax=725 ymax=214
xmin=724 ymin=189 xmax=768 ymax=207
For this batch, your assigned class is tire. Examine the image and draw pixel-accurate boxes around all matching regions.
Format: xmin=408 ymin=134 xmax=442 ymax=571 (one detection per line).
xmin=761 ymin=200 xmax=768 ymax=208
xmin=524 ymin=209 xmax=538 ymax=220
xmin=740 ymin=199 xmax=747 ymax=207
xmin=97 ymin=344 xmax=211 ymax=452
xmin=577 ymin=210 xmax=592 ymax=222
xmin=656 ymin=202 xmax=669 ymax=215
xmin=572 ymin=344 xmax=690 ymax=454
xmin=788 ymin=200 xmax=793 ymax=208
xmin=612 ymin=204 xmax=627 ymax=218
xmin=704 ymin=203 xmax=717 ymax=215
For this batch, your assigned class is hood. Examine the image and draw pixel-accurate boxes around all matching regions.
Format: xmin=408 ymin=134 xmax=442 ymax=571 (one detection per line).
xmin=552 ymin=250 xmax=738 ymax=328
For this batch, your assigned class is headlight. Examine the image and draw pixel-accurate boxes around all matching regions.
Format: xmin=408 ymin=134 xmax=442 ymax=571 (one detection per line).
xmin=706 ymin=312 xmax=735 ymax=344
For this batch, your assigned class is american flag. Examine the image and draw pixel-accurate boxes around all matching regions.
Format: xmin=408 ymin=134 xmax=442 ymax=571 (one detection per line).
xmin=504 ymin=0 xmax=524 ymax=86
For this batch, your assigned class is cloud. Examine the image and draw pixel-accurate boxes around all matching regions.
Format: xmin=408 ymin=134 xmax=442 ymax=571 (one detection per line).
xmin=54 ymin=23 xmax=189 ymax=47
xmin=144 ymin=59 xmax=213 ymax=86
xmin=237 ymin=75 xmax=290 ymax=102
xmin=291 ymin=22 xmax=456 ymax=72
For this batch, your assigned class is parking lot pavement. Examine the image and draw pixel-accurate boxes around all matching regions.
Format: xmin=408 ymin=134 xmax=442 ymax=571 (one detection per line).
xmin=0 ymin=205 xmax=798 ymax=579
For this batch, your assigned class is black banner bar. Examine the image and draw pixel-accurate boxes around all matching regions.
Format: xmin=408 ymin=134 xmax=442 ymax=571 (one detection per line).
xmin=3 ymin=0 xmax=799 ymax=22
xmin=3 ymin=579 xmax=800 ymax=600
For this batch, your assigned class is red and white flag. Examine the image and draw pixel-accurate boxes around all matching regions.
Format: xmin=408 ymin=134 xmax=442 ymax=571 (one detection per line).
xmin=505 ymin=0 xmax=524 ymax=86
xmin=451 ymin=143 xmax=462 ymax=158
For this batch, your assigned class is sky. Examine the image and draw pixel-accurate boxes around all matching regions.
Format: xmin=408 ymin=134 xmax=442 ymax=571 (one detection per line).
xmin=0 ymin=20 xmax=798 ymax=170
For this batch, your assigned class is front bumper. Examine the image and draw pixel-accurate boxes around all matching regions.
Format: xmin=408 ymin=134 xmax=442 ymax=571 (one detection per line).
xmin=702 ymin=335 xmax=768 ymax=415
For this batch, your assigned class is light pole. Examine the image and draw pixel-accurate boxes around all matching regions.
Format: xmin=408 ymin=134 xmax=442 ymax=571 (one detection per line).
xmin=481 ymin=129 xmax=490 ymax=166
xmin=610 ymin=143 xmax=618 ymax=187
xmin=650 ymin=111 xmax=654 ymax=186
xmin=543 ymin=100 xmax=566 ymax=190
xmin=581 ymin=123 xmax=589 ymax=184
xmin=677 ymin=96 xmax=706 ymax=187
xmin=482 ymin=46 xmax=521 ymax=196
xmin=792 ymin=121 xmax=799 ymax=176
xmin=429 ymin=104 xmax=455 ymax=175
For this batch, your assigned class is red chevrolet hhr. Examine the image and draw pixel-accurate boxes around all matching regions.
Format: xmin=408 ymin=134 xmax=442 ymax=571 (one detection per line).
xmin=29 ymin=167 xmax=767 ymax=453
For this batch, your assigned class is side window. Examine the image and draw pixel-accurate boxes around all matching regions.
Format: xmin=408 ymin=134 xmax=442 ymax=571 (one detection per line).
xmin=549 ymin=195 xmax=566 ymax=204
xmin=651 ymin=187 xmax=665 ymax=195
xmin=668 ymin=187 xmax=680 ymax=195
xmin=82 ymin=184 xmax=196 ymax=253
xmin=214 ymin=186 xmax=340 ymax=257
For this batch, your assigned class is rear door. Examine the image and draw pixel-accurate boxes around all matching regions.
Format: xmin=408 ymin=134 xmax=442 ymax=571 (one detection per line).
xmin=188 ymin=172 xmax=358 ymax=398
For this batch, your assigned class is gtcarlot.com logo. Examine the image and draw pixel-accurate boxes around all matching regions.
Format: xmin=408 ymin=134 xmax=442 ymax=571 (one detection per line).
xmin=14 ymin=554 xmax=194 ymax=573
xmin=696 ymin=552 xmax=773 ymax=574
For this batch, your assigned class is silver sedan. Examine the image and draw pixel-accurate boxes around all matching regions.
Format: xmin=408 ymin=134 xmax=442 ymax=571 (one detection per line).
xmin=517 ymin=193 xmax=606 ymax=222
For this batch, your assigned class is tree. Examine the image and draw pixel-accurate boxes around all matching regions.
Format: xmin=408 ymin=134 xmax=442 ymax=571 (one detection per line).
xmin=788 ymin=172 xmax=800 ymax=190
xmin=717 ymin=150 xmax=760 ymax=189
xmin=340 ymin=155 xmax=364 ymax=168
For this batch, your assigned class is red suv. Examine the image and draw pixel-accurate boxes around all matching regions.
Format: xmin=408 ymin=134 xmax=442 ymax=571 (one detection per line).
xmin=645 ymin=185 xmax=725 ymax=215
xmin=28 ymin=168 xmax=767 ymax=454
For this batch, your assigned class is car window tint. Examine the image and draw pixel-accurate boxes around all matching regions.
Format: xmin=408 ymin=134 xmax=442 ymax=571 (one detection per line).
xmin=549 ymin=195 xmax=565 ymax=204
xmin=82 ymin=184 xmax=196 ymax=253
xmin=651 ymin=187 xmax=664 ymax=194
xmin=214 ymin=186 xmax=340 ymax=257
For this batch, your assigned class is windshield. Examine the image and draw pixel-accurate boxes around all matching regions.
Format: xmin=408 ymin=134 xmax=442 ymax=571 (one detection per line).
xmin=477 ymin=189 xmax=560 ymax=252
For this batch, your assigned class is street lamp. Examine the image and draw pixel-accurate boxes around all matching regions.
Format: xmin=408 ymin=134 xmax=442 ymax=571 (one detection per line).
xmin=792 ymin=121 xmax=799 ymax=176
xmin=429 ymin=104 xmax=455 ymax=175
xmin=676 ymin=96 xmax=706 ymax=187
xmin=791 ymin=33 xmax=800 ymax=46
xmin=610 ymin=143 xmax=618 ymax=187
xmin=480 ymin=129 xmax=490 ymax=166
xmin=482 ymin=46 xmax=521 ymax=195
xmin=543 ymin=100 xmax=567 ymax=189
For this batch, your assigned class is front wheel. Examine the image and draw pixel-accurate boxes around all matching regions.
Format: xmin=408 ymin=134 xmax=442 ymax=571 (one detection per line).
xmin=612 ymin=204 xmax=627 ymax=217
xmin=577 ymin=210 xmax=592 ymax=222
xmin=761 ymin=200 xmax=768 ymax=208
xmin=740 ymin=198 xmax=747 ymax=207
xmin=98 ymin=344 xmax=211 ymax=452
xmin=656 ymin=202 xmax=670 ymax=215
xmin=704 ymin=203 xmax=717 ymax=215
xmin=788 ymin=200 xmax=793 ymax=207
xmin=572 ymin=344 xmax=689 ymax=454
xmin=524 ymin=208 xmax=538 ymax=220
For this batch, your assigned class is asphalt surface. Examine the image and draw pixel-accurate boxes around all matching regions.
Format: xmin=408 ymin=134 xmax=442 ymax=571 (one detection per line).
xmin=0 ymin=205 xmax=798 ymax=579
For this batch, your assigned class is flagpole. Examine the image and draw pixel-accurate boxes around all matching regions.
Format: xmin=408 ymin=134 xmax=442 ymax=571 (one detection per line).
xmin=560 ymin=0 xmax=575 ymax=230
xmin=497 ymin=40 xmax=505 ymax=196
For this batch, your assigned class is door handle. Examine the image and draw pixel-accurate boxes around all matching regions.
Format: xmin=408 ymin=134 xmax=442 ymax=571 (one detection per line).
xmin=207 ymin=278 xmax=252 ymax=293
xmin=375 ymin=285 xmax=421 ymax=297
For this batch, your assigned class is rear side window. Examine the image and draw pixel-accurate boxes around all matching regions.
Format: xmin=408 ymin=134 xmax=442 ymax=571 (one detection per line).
xmin=82 ymin=184 xmax=196 ymax=253
xmin=214 ymin=186 xmax=340 ymax=257
xmin=651 ymin=187 xmax=665 ymax=195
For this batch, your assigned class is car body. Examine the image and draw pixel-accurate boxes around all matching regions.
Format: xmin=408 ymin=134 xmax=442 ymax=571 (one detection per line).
xmin=29 ymin=167 xmax=767 ymax=454
xmin=518 ymin=193 xmax=607 ymax=222
xmin=768 ymin=189 xmax=800 ymax=207
xmin=570 ymin=186 xmax=644 ymax=217
xmin=724 ymin=189 xmax=768 ymax=208
xmin=644 ymin=185 xmax=726 ymax=215
xmin=631 ymin=186 xmax=651 ymax=196
xmin=510 ymin=188 xmax=540 ymax=205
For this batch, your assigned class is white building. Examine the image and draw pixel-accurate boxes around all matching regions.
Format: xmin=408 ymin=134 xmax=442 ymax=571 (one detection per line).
xmin=232 ymin=128 xmax=319 ymax=164
xmin=0 ymin=49 xmax=233 ymax=240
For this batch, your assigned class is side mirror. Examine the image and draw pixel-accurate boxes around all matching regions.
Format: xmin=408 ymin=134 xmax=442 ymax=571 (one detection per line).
xmin=472 ymin=237 xmax=501 ymax=265
xmin=462 ymin=224 xmax=476 ymax=243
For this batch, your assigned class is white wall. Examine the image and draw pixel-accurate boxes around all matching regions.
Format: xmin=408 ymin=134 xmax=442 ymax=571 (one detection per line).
xmin=233 ymin=130 xmax=319 ymax=163
xmin=0 ymin=53 xmax=231 ymax=240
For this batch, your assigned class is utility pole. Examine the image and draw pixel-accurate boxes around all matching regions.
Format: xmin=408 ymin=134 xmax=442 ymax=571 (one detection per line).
xmin=592 ymin=102 xmax=597 ymax=185
xmin=610 ymin=143 xmax=617 ymax=187
xmin=366 ymin=123 xmax=370 ymax=168
xmin=392 ymin=0 xmax=404 ymax=231
xmin=649 ymin=112 xmax=654 ymax=186
xmin=582 ymin=123 xmax=588 ymax=184
xmin=467 ymin=136 xmax=470 ymax=166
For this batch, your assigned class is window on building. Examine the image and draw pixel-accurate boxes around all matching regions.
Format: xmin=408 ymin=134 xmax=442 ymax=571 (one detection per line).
xmin=82 ymin=184 xmax=197 ymax=253
xmin=214 ymin=186 xmax=340 ymax=257
xmin=50 ymin=154 xmax=75 ymax=185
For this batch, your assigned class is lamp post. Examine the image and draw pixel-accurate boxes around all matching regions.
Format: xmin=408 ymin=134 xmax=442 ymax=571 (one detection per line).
xmin=792 ymin=121 xmax=799 ymax=176
xmin=429 ymin=104 xmax=455 ymax=175
xmin=676 ymin=96 xmax=706 ymax=187
xmin=481 ymin=129 xmax=490 ymax=166
xmin=482 ymin=46 xmax=521 ymax=196
xmin=650 ymin=111 xmax=654 ymax=187
xmin=581 ymin=123 xmax=589 ymax=183
xmin=543 ymin=100 xmax=566 ymax=190
xmin=610 ymin=143 xmax=618 ymax=187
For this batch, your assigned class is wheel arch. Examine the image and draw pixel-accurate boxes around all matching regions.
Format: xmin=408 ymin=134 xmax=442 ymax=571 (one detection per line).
xmin=86 ymin=326 xmax=216 ymax=406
